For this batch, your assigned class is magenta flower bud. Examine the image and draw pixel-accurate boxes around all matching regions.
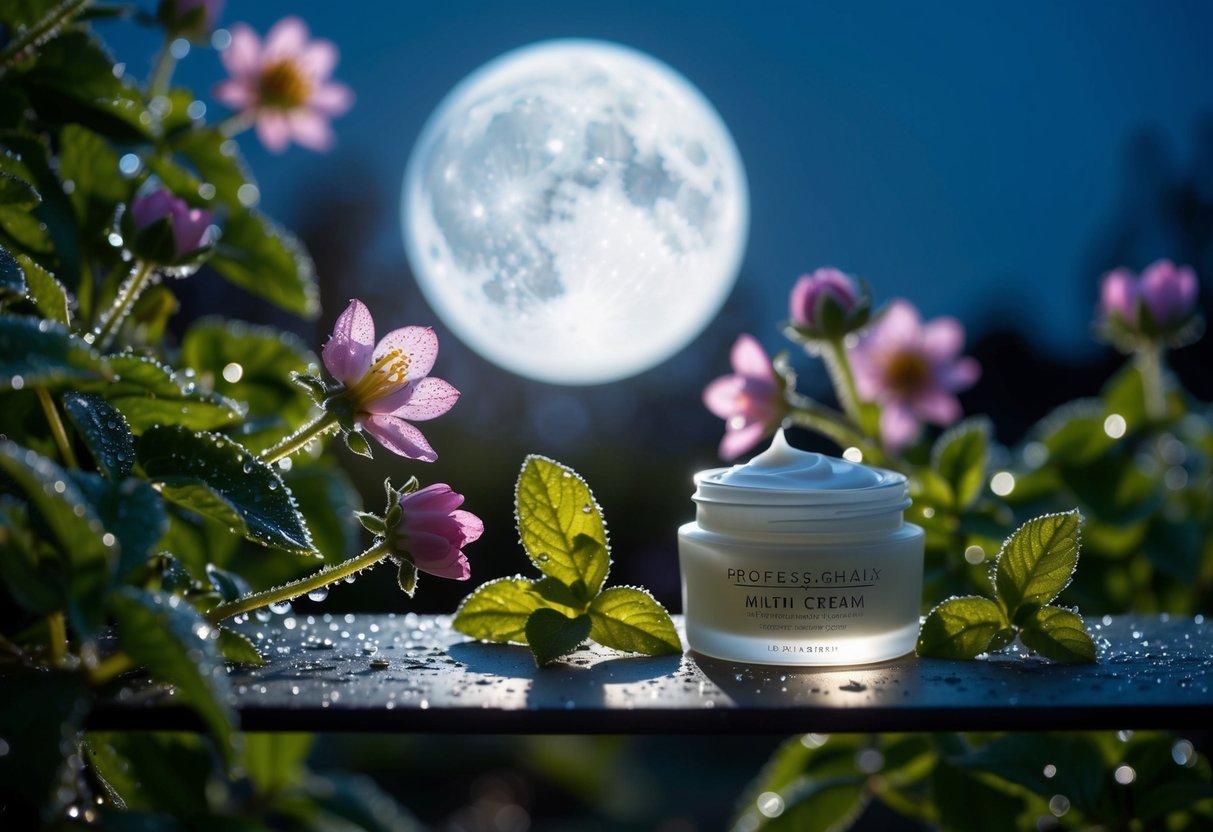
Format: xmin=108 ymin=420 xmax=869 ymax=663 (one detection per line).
xmin=1139 ymin=259 xmax=1198 ymax=329
xmin=787 ymin=267 xmax=870 ymax=341
xmin=1098 ymin=260 xmax=1201 ymax=347
xmin=393 ymin=484 xmax=482 ymax=580
xmin=129 ymin=187 xmax=212 ymax=262
xmin=159 ymin=0 xmax=224 ymax=39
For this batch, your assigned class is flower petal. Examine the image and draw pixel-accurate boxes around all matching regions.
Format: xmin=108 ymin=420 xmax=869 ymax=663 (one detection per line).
xmin=403 ymin=483 xmax=464 ymax=513
xmin=375 ymin=325 xmax=439 ymax=378
xmin=874 ymin=300 xmax=923 ymax=347
xmin=212 ymin=78 xmax=252 ymax=108
xmin=371 ymin=376 xmax=460 ymax=420
xmin=263 ymin=15 xmax=308 ymax=60
xmin=309 ymin=82 xmax=355 ymax=115
xmin=255 ymin=111 xmax=292 ymax=153
xmin=451 ymin=509 xmax=484 ymax=545
xmin=911 ymin=389 xmax=962 ymax=425
xmin=939 ymin=356 xmax=981 ymax=391
xmin=322 ymin=299 xmax=376 ymax=385
xmin=298 ymin=38 xmax=338 ymax=79
xmin=922 ymin=316 xmax=965 ymax=362
xmin=220 ymin=23 xmax=261 ymax=76
xmin=363 ymin=414 xmax=437 ymax=462
xmin=703 ymin=374 xmax=745 ymax=419
xmin=730 ymin=334 xmax=774 ymax=380
xmin=417 ymin=549 xmax=471 ymax=580
xmin=880 ymin=404 xmax=921 ymax=451
xmin=287 ymin=109 xmax=335 ymax=151
xmin=720 ymin=422 xmax=766 ymax=461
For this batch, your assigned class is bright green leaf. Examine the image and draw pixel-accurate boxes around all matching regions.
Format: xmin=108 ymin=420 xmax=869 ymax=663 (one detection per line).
xmin=138 ymin=425 xmax=315 ymax=555
xmin=15 ymin=252 xmax=70 ymax=324
xmin=109 ymin=589 xmax=235 ymax=764
xmin=1032 ymin=401 xmax=1115 ymax=466
xmin=745 ymin=776 xmax=868 ymax=832
xmin=525 ymin=608 xmax=591 ymax=666
xmin=515 ymin=456 xmax=610 ymax=597
xmin=916 ymin=596 xmax=1007 ymax=659
xmin=1018 ymin=605 xmax=1096 ymax=663
xmin=85 ymin=352 xmax=245 ymax=432
xmin=240 ymin=733 xmax=313 ymax=794
xmin=171 ymin=128 xmax=255 ymax=211
xmin=963 ymin=734 xmax=1105 ymax=816
xmin=58 ymin=123 xmax=126 ymax=232
xmin=588 ymin=586 xmax=681 ymax=656
xmin=0 ymin=315 xmax=108 ymax=391
xmin=217 ymin=627 xmax=265 ymax=666
xmin=452 ymin=576 xmax=548 ymax=644
xmin=61 ymin=391 xmax=134 ymax=479
xmin=0 ymin=170 xmax=40 ymax=208
xmin=994 ymin=510 xmax=1081 ymax=618
xmin=931 ymin=417 xmax=991 ymax=510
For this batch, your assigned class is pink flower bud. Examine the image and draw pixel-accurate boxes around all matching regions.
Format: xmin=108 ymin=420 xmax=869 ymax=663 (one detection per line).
xmin=393 ymin=484 xmax=482 ymax=580
xmin=1139 ymin=259 xmax=1199 ymax=329
xmin=790 ymin=268 xmax=857 ymax=326
xmin=130 ymin=188 xmax=212 ymax=259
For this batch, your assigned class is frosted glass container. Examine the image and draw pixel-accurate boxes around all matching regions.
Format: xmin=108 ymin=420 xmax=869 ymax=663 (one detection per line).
xmin=678 ymin=431 xmax=924 ymax=665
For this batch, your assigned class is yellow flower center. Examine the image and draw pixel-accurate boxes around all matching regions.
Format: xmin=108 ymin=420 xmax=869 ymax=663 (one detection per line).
xmin=259 ymin=59 xmax=312 ymax=110
xmin=883 ymin=351 xmax=930 ymax=395
xmin=348 ymin=349 xmax=411 ymax=407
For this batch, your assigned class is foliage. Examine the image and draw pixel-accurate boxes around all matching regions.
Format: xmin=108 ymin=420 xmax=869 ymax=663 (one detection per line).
xmin=731 ymin=731 xmax=1213 ymax=832
xmin=453 ymin=455 xmax=681 ymax=665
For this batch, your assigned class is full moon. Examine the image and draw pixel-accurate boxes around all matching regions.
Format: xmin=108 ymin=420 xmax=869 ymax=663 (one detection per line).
xmin=402 ymin=39 xmax=749 ymax=385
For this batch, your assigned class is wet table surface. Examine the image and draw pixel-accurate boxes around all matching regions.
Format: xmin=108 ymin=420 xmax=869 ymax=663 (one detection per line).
xmin=94 ymin=613 xmax=1212 ymax=734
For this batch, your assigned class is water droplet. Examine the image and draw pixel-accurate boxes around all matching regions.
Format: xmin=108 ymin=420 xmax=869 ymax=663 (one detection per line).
xmin=254 ymin=608 xmax=272 ymax=623
xmin=307 ymin=586 xmax=329 ymax=602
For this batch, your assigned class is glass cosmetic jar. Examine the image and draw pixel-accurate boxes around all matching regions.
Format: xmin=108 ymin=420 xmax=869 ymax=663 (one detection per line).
xmin=678 ymin=430 xmax=924 ymax=665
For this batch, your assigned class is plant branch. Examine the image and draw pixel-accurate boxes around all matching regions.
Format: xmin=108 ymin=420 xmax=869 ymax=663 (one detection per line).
xmin=823 ymin=337 xmax=865 ymax=427
xmin=205 ymin=538 xmax=394 ymax=625
xmin=47 ymin=611 xmax=67 ymax=666
xmin=36 ymin=388 xmax=78 ymax=469
xmin=258 ymin=412 xmax=341 ymax=463
xmin=0 ymin=0 xmax=91 ymax=74
xmin=93 ymin=260 xmax=155 ymax=352
xmin=147 ymin=37 xmax=176 ymax=97
xmin=1136 ymin=343 xmax=1167 ymax=423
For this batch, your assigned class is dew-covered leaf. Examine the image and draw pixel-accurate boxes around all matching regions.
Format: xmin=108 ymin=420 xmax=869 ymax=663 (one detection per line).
xmin=217 ymin=627 xmax=265 ymax=666
xmin=916 ymin=596 xmax=1007 ymax=660
xmin=1018 ymin=605 xmax=1096 ymax=663
xmin=994 ymin=510 xmax=1081 ymax=618
xmin=61 ymin=391 xmax=134 ymax=479
xmin=68 ymin=469 xmax=166 ymax=582
xmin=963 ymin=733 xmax=1105 ymax=816
xmin=452 ymin=576 xmax=548 ymax=644
xmin=205 ymin=563 xmax=251 ymax=603
xmin=208 ymin=207 xmax=318 ymax=318
xmin=58 ymin=123 xmax=127 ymax=236
xmin=588 ymin=586 xmax=681 ymax=656
xmin=15 ymin=251 xmax=70 ymax=325
xmin=525 ymin=608 xmax=591 ymax=666
xmin=138 ymin=425 xmax=315 ymax=556
xmin=110 ymin=589 xmax=235 ymax=763
xmin=0 ymin=241 xmax=25 ymax=295
xmin=0 ymin=315 xmax=107 ymax=391
xmin=85 ymin=352 xmax=245 ymax=432
xmin=1031 ymin=400 xmax=1116 ymax=466
xmin=515 ymin=456 xmax=609 ymax=597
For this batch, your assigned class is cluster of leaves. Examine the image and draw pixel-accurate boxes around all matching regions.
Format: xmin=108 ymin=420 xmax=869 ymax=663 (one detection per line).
xmin=453 ymin=456 xmax=681 ymax=665
xmin=731 ymin=731 xmax=1213 ymax=831
xmin=917 ymin=510 xmax=1096 ymax=662
xmin=0 ymin=2 xmax=389 ymax=826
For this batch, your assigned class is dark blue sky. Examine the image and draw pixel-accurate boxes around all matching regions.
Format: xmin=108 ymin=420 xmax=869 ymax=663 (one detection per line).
xmin=108 ymin=1 xmax=1213 ymax=360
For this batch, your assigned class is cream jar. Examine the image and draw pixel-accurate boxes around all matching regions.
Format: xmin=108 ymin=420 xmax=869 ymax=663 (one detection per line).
xmin=678 ymin=430 xmax=923 ymax=666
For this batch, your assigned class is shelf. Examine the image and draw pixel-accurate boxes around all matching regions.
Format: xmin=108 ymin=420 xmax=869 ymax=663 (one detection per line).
xmin=91 ymin=613 xmax=1212 ymax=734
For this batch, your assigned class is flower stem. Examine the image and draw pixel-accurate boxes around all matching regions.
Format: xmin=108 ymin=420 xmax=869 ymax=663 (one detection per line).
xmin=89 ymin=651 xmax=133 ymax=686
xmin=47 ymin=611 xmax=67 ymax=666
xmin=258 ymin=412 xmax=341 ymax=463
xmin=94 ymin=260 xmax=155 ymax=352
xmin=1136 ymin=343 xmax=1167 ymax=423
xmin=205 ymin=539 xmax=394 ymax=625
xmin=36 ymin=387 xmax=78 ymax=469
xmin=823 ymin=338 xmax=865 ymax=427
xmin=147 ymin=38 xmax=177 ymax=98
xmin=0 ymin=0 xmax=91 ymax=74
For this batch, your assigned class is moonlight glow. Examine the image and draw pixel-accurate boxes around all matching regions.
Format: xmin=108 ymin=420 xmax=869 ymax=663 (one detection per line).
xmin=402 ymin=39 xmax=749 ymax=385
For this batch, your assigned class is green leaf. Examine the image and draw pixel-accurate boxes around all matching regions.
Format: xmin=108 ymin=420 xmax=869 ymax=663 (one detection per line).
xmin=963 ymin=734 xmax=1105 ymax=816
xmin=138 ymin=425 xmax=316 ymax=556
xmin=0 ymin=495 xmax=64 ymax=614
xmin=916 ymin=596 xmax=1007 ymax=659
xmin=240 ymin=733 xmax=313 ymax=795
xmin=396 ymin=558 xmax=418 ymax=596
xmin=68 ymin=470 xmax=166 ymax=582
xmin=744 ymin=776 xmax=868 ymax=832
xmin=179 ymin=317 xmax=318 ymax=452
xmin=994 ymin=509 xmax=1081 ymax=618
xmin=61 ymin=391 xmax=134 ymax=479
xmin=931 ymin=417 xmax=990 ymax=510
xmin=58 ymin=123 xmax=127 ymax=234
xmin=515 ymin=456 xmax=610 ymax=597
xmin=0 ymin=241 xmax=25 ymax=295
xmin=931 ymin=760 xmax=1026 ymax=832
xmin=208 ymin=208 xmax=318 ymax=318
xmin=0 ymin=169 xmax=40 ymax=208
xmin=110 ymin=589 xmax=235 ymax=763
xmin=0 ymin=315 xmax=108 ymax=391
xmin=1032 ymin=400 xmax=1116 ymax=466
xmin=205 ymin=563 xmax=250 ymax=602
xmin=217 ymin=627 xmax=265 ymax=666
xmin=88 ymin=352 xmax=245 ymax=432
xmin=15 ymin=251 xmax=70 ymax=324
xmin=1018 ymin=605 xmax=1096 ymax=663
xmin=170 ymin=128 xmax=256 ymax=211
xmin=452 ymin=576 xmax=549 ymax=644
xmin=284 ymin=461 xmax=363 ymax=563
xmin=532 ymin=576 xmax=590 ymax=613
xmin=525 ymin=608 xmax=591 ymax=665
xmin=587 ymin=586 xmax=681 ymax=656
xmin=0 ymin=440 xmax=112 ymax=633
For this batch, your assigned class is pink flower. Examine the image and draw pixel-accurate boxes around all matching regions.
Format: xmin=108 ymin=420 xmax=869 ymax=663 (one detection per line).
xmin=213 ymin=16 xmax=354 ymax=153
xmin=848 ymin=300 xmax=980 ymax=451
xmin=394 ymin=484 xmax=482 ymax=580
xmin=130 ymin=187 xmax=212 ymax=259
xmin=321 ymin=299 xmax=459 ymax=461
xmin=790 ymin=268 xmax=859 ymax=328
xmin=703 ymin=334 xmax=786 ymax=460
